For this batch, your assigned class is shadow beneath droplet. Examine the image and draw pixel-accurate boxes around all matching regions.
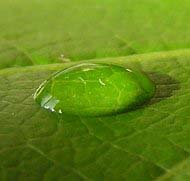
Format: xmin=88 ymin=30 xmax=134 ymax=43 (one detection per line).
xmin=103 ymin=72 xmax=180 ymax=117
xmin=80 ymin=72 xmax=181 ymax=118
xmin=144 ymin=72 xmax=180 ymax=106
xmin=53 ymin=72 xmax=180 ymax=118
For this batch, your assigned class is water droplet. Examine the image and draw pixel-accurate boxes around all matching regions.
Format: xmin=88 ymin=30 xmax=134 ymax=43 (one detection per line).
xmin=58 ymin=53 xmax=71 ymax=63
xmin=34 ymin=63 xmax=155 ymax=116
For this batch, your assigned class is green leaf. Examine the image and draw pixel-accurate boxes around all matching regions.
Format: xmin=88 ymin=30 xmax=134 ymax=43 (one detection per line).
xmin=0 ymin=49 xmax=189 ymax=180
xmin=1 ymin=0 xmax=190 ymax=68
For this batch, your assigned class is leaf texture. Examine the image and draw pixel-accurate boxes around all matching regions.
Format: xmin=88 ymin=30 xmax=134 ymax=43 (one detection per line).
xmin=0 ymin=50 xmax=190 ymax=180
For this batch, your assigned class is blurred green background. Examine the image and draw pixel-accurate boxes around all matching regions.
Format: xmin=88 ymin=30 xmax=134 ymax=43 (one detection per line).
xmin=1 ymin=0 xmax=190 ymax=68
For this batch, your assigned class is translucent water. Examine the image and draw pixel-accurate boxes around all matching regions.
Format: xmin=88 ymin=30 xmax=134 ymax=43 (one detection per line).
xmin=34 ymin=63 xmax=155 ymax=116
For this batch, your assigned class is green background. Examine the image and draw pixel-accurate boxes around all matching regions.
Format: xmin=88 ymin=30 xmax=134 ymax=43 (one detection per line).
xmin=1 ymin=0 xmax=190 ymax=68
xmin=1 ymin=0 xmax=190 ymax=180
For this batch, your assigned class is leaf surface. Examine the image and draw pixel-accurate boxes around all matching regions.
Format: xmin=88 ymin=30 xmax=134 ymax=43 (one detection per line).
xmin=0 ymin=50 xmax=190 ymax=180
